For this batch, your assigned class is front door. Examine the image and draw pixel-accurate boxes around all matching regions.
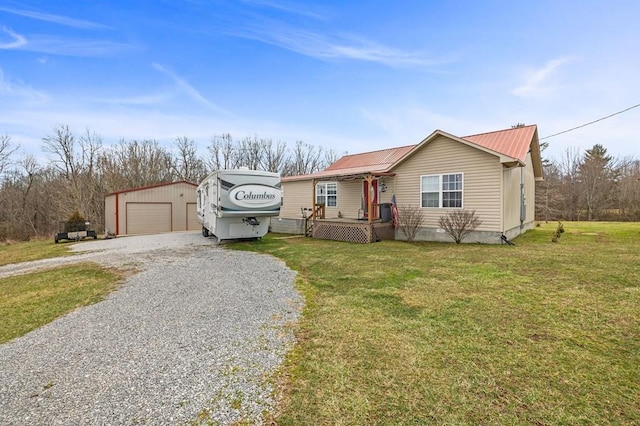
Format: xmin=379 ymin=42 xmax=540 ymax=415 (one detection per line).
xmin=363 ymin=179 xmax=379 ymax=219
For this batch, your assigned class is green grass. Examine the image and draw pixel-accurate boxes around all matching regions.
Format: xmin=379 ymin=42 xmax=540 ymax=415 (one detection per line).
xmin=0 ymin=263 xmax=124 ymax=343
xmin=0 ymin=238 xmax=74 ymax=267
xmin=232 ymin=222 xmax=640 ymax=425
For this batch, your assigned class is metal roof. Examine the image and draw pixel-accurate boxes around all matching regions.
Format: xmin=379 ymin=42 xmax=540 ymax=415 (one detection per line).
xmin=282 ymin=125 xmax=540 ymax=182
xmin=462 ymin=125 xmax=537 ymax=163
xmin=325 ymin=145 xmax=415 ymax=172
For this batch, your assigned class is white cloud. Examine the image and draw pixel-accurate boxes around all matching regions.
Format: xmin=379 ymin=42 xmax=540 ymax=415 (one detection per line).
xmin=229 ymin=22 xmax=446 ymax=69
xmin=511 ymin=56 xmax=577 ymax=97
xmin=0 ymin=26 xmax=27 ymax=49
xmin=151 ymin=63 xmax=234 ymax=116
xmin=13 ymin=35 xmax=135 ymax=57
xmin=0 ymin=67 xmax=49 ymax=102
xmin=0 ymin=7 xmax=112 ymax=30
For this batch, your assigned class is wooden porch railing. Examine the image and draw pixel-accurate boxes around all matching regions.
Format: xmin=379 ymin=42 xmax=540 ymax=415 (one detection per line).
xmin=302 ymin=204 xmax=326 ymax=237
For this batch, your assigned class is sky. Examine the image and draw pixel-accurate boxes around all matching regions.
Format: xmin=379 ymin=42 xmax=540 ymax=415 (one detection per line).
xmin=1 ymin=0 xmax=639 ymax=164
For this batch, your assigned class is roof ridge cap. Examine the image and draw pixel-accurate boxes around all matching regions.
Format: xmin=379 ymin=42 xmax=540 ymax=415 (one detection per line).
xmin=342 ymin=143 xmax=417 ymax=157
xmin=463 ymin=124 xmax=536 ymax=139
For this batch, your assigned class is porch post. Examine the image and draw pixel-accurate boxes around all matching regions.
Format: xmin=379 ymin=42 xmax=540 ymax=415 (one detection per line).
xmin=365 ymin=175 xmax=374 ymax=223
xmin=311 ymin=178 xmax=317 ymax=219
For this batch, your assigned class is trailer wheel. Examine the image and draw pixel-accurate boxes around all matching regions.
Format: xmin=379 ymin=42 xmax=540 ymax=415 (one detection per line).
xmin=202 ymin=227 xmax=209 ymax=237
xmin=54 ymin=237 xmax=59 ymax=244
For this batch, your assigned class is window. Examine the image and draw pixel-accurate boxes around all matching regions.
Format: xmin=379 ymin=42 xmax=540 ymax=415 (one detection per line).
xmin=421 ymin=173 xmax=463 ymax=208
xmin=316 ymin=182 xmax=337 ymax=207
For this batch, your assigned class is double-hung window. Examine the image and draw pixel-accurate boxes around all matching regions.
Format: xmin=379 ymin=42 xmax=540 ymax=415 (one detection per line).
xmin=421 ymin=173 xmax=463 ymax=208
xmin=316 ymin=182 xmax=337 ymax=207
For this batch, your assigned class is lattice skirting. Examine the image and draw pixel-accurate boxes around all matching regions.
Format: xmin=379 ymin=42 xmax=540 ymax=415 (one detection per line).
xmin=312 ymin=221 xmax=395 ymax=244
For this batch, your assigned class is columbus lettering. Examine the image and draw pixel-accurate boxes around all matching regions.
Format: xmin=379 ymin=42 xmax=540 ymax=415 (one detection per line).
xmin=234 ymin=190 xmax=276 ymax=201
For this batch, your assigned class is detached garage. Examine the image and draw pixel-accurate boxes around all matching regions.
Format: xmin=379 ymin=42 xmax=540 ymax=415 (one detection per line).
xmin=105 ymin=181 xmax=199 ymax=236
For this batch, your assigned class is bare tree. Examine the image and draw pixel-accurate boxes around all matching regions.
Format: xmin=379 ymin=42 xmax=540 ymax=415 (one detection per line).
xmin=173 ymin=136 xmax=207 ymax=182
xmin=282 ymin=141 xmax=324 ymax=176
xmin=99 ymin=139 xmax=175 ymax=191
xmin=42 ymin=124 xmax=77 ymax=179
xmin=397 ymin=205 xmax=425 ymax=242
xmin=41 ymin=125 xmax=104 ymax=228
xmin=261 ymin=138 xmax=288 ymax=173
xmin=0 ymin=134 xmax=18 ymax=176
xmin=438 ymin=209 xmax=483 ymax=244
xmin=535 ymin=159 xmax=563 ymax=222
xmin=207 ymin=133 xmax=237 ymax=171
xmin=236 ymin=135 xmax=263 ymax=170
xmin=324 ymin=148 xmax=341 ymax=168
xmin=557 ymin=147 xmax=583 ymax=220
xmin=615 ymin=157 xmax=640 ymax=220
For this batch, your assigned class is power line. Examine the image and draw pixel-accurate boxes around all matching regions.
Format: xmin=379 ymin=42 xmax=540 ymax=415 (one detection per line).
xmin=539 ymin=103 xmax=640 ymax=140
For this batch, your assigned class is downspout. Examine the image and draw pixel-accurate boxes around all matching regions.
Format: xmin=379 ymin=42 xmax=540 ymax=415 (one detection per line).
xmin=520 ymin=165 xmax=526 ymax=230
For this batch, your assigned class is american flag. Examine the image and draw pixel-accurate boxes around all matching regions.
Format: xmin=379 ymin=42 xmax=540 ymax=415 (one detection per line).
xmin=391 ymin=193 xmax=399 ymax=229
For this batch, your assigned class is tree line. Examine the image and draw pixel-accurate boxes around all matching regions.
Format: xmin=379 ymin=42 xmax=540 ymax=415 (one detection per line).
xmin=2 ymin=125 xmax=639 ymax=241
xmin=0 ymin=125 xmax=339 ymax=240
xmin=535 ymin=143 xmax=640 ymax=222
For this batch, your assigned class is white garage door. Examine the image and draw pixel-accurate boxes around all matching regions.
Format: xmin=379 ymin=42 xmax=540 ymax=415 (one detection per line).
xmin=126 ymin=203 xmax=172 ymax=235
xmin=186 ymin=203 xmax=199 ymax=231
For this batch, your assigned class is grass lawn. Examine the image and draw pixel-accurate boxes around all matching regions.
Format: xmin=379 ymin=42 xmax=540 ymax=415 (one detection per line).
xmin=0 ymin=263 xmax=125 ymax=344
xmin=0 ymin=238 xmax=74 ymax=267
xmin=234 ymin=222 xmax=640 ymax=425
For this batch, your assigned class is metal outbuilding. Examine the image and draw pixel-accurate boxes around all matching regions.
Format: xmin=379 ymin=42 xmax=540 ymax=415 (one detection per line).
xmin=104 ymin=181 xmax=199 ymax=236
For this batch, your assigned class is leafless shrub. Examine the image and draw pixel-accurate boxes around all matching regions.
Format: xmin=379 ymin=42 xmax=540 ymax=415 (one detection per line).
xmin=438 ymin=209 xmax=482 ymax=244
xmin=397 ymin=205 xmax=425 ymax=242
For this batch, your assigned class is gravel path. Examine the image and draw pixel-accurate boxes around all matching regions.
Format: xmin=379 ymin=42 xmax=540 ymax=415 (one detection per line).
xmin=0 ymin=232 xmax=302 ymax=425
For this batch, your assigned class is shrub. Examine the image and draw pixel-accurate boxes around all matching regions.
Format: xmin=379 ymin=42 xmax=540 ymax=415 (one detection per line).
xmin=397 ymin=205 xmax=425 ymax=242
xmin=438 ymin=209 xmax=483 ymax=244
xmin=552 ymin=221 xmax=564 ymax=243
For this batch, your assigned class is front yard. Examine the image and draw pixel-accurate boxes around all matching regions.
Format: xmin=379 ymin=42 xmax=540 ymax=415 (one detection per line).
xmin=236 ymin=222 xmax=640 ymax=424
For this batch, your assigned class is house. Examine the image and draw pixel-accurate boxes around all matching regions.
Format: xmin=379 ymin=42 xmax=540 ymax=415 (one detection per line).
xmin=104 ymin=181 xmax=199 ymax=236
xmin=271 ymin=125 xmax=543 ymax=243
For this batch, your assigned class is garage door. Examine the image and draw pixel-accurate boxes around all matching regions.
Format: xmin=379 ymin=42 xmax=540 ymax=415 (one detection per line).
xmin=186 ymin=203 xmax=199 ymax=230
xmin=126 ymin=203 xmax=172 ymax=235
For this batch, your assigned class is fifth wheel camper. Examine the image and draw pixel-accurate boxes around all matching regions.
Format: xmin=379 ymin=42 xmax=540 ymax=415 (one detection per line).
xmin=196 ymin=169 xmax=281 ymax=241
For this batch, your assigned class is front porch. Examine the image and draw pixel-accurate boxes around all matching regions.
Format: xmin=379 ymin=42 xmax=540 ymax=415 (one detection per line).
xmin=312 ymin=218 xmax=395 ymax=244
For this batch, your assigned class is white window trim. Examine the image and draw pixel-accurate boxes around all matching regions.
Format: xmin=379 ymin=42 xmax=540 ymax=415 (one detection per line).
xmin=316 ymin=181 xmax=338 ymax=207
xmin=420 ymin=172 xmax=464 ymax=208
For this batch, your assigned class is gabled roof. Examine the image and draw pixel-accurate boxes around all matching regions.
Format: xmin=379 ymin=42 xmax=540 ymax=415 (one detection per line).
xmin=282 ymin=125 xmax=542 ymax=182
xmin=106 ymin=180 xmax=197 ymax=196
xmin=463 ymin=125 xmax=537 ymax=163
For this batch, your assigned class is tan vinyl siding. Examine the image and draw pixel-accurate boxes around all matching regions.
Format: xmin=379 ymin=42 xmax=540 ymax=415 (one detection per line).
xmin=393 ymin=135 xmax=502 ymax=232
xmin=280 ymin=180 xmax=312 ymax=219
xmin=503 ymin=166 xmax=522 ymax=230
xmin=503 ymin=152 xmax=537 ymax=230
xmin=524 ymin=151 xmax=536 ymax=223
xmin=335 ymin=181 xmax=362 ymax=218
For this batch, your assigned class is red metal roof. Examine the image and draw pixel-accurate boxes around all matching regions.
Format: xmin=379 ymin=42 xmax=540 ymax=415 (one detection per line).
xmin=105 ymin=180 xmax=197 ymax=196
xmin=282 ymin=125 xmax=539 ymax=181
xmin=325 ymin=145 xmax=415 ymax=172
xmin=462 ymin=125 xmax=537 ymax=163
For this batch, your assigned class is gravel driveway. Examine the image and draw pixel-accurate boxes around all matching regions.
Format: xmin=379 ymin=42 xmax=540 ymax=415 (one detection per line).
xmin=0 ymin=232 xmax=302 ymax=425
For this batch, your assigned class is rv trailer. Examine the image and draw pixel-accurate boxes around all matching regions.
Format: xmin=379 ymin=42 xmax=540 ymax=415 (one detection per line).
xmin=196 ymin=169 xmax=281 ymax=241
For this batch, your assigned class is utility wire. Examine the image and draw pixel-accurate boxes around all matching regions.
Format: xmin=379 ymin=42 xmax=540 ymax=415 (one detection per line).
xmin=540 ymin=103 xmax=640 ymax=140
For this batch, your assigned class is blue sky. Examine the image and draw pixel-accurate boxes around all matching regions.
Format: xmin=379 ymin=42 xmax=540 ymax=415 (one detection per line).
xmin=1 ymin=0 xmax=639 ymax=163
